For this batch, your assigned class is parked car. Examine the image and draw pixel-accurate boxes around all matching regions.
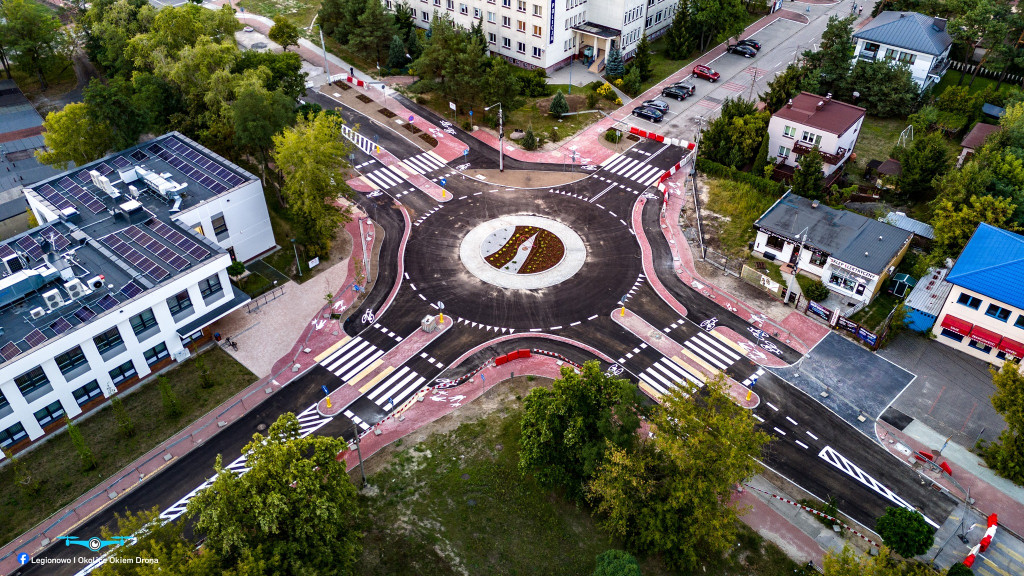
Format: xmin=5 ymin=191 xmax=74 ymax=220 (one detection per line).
xmin=672 ymin=80 xmax=696 ymax=96
xmin=692 ymin=65 xmax=720 ymax=82
xmin=661 ymin=86 xmax=690 ymax=101
xmin=632 ymin=106 xmax=664 ymax=122
xmin=727 ymin=44 xmax=757 ymax=58
xmin=737 ymin=38 xmax=762 ymax=51
xmin=641 ymin=99 xmax=671 ymax=112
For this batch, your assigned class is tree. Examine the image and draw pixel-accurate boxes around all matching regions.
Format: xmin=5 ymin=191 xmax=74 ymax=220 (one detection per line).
xmin=92 ymin=508 xmax=220 ymax=575
xmin=81 ymin=0 xmax=157 ymax=78
xmin=792 ymin=147 xmax=825 ymax=199
xmin=841 ymin=60 xmax=919 ymax=118
xmin=700 ymin=97 xmax=769 ymax=168
xmin=318 ymin=0 xmax=366 ymax=43
xmin=688 ymin=0 xmax=746 ymax=52
xmin=482 ymin=57 xmax=524 ymax=113
xmin=980 ymin=365 xmax=1024 ymax=484
xmin=349 ymin=0 xmax=395 ymax=64
xmin=632 ymin=35 xmax=652 ymax=82
xmin=36 ymin=103 xmax=115 ymax=169
xmin=801 ymin=15 xmax=855 ymax=96
xmin=587 ymin=374 xmax=770 ymax=570
xmin=931 ymin=195 xmax=1018 ymax=263
xmin=271 ymin=111 xmax=354 ymax=257
xmin=1 ymin=0 xmax=70 ymax=89
xmin=593 ymin=550 xmax=642 ymax=576
xmin=387 ymin=34 xmax=407 ymax=70
xmin=760 ymin=63 xmax=805 ymax=112
xmin=822 ymin=545 xmax=931 ymax=576
xmin=112 ymin=396 xmax=134 ymax=438
xmin=84 ymin=77 xmax=149 ymax=151
xmin=126 ymin=4 xmax=239 ymax=71
xmin=186 ymin=413 xmax=361 ymax=575
xmin=519 ymin=361 xmax=645 ymax=500
xmin=895 ymin=132 xmax=952 ymax=202
xmin=549 ymin=89 xmax=569 ymax=118
xmin=805 ymin=280 xmax=830 ymax=301
xmin=233 ymin=50 xmax=307 ymax=99
xmin=393 ymin=2 xmax=415 ymax=44
xmin=875 ymin=507 xmax=935 ymax=557
xmin=621 ymin=65 xmax=641 ymax=96
xmin=269 ymin=15 xmax=300 ymax=51
xmin=947 ymin=562 xmax=975 ymax=576
xmin=605 ymin=45 xmax=624 ymax=77
xmin=158 ymin=376 xmax=182 ymax=419
xmin=66 ymin=417 xmax=95 ymax=471
xmin=664 ymin=5 xmax=694 ymax=60
xmin=232 ymin=84 xmax=296 ymax=184
xmin=751 ymin=132 xmax=771 ymax=175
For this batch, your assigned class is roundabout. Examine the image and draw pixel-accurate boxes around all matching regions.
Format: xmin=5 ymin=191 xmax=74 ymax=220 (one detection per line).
xmin=460 ymin=215 xmax=586 ymax=289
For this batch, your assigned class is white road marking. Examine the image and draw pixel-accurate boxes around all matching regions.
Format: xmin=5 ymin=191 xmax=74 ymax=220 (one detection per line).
xmin=773 ymin=427 xmax=787 ymax=436
xmin=765 ymin=402 xmax=779 ymax=411
xmin=806 ymin=431 xmax=818 ymax=440
xmin=786 ymin=416 xmax=799 ymax=426
xmin=795 ymin=440 xmax=809 ymax=449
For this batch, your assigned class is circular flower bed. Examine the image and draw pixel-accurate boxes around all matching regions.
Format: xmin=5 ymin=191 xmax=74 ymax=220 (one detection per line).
xmin=482 ymin=225 xmax=566 ymax=275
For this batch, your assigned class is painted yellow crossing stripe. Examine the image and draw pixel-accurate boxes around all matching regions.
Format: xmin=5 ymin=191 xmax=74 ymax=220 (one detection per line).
xmin=981 ymin=555 xmax=1012 ymax=576
xmin=358 ymin=176 xmax=379 ymax=189
xmin=359 ymin=365 xmax=395 ymax=393
xmin=315 ymin=336 xmax=351 ymax=363
xmin=709 ymin=329 xmax=747 ymax=355
xmin=671 ymin=356 xmax=707 ymax=383
xmin=995 ymin=541 xmax=1024 ymax=565
xmin=348 ymin=359 xmax=384 ymax=388
xmin=638 ymin=381 xmax=663 ymax=400
xmin=679 ymin=350 xmax=715 ymax=378
xmin=426 ymin=150 xmax=447 ymax=164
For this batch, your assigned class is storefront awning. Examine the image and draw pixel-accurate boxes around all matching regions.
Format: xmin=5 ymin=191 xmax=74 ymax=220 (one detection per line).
xmin=998 ymin=337 xmax=1024 ymax=358
xmin=939 ymin=315 xmax=973 ymax=336
xmin=969 ymin=325 xmax=1002 ymax=348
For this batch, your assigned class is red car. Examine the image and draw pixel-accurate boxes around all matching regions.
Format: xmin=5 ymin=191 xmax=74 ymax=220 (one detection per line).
xmin=692 ymin=65 xmax=720 ymax=82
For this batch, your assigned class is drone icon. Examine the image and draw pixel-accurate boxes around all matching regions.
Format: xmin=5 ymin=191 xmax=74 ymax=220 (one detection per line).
xmin=58 ymin=535 xmax=133 ymax=551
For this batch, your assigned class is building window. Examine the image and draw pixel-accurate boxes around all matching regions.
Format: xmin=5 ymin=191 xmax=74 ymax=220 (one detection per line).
xmin=533 ymin=4 xmax=542 ymax=15
xmin=0 ymin=390 xmax=8 ymax=410
xmin=939 ymin=328 xmax=964 ymax=342
xmin=778 ymin=145 xmax=790 ymax=158
xmin=145 ymin=342 xmax=169 ymax=365
xmin=654 ymin=10 xmax=662 ymax=23
xmin=957 ymin=293 xmax=982 ymax=310
xmin=34 ymin=400 xmax=66 ymax=428
xmin=897 ymin=51 xmax=916 ymax=65
xmin=211 ymin=215 xmax=228 ymax=238
xmin=809 ymin=252 xmax=828 ymax=267
xmin=1015 ymin=315 xmax=1024 ymax=329
xmin=503 ymin=36 xmax=511 ymax=48
xmin=967 ymin=340 xmax=992 ymax=354
xmin=765 ymin=235 xmax=785 ymax=251
xmin=783 ymin=125 xmax=796 ymax=138
xmin=985 ymin=304 xmax=1012 ymax=322
xmin=502 ymin=0 xmax=510 ymax=7
xmin=445 ymin=0 xmax=453 ymax=8
xmin=73 ymin=380 xmax=103 ymax=406
xmin=199 ymin=274 xmax=223 ymax=299
xmin=109 ymin=360 xmax=138 ymax=385
xmin=828 ymin=271 xmax=857 ymax=293
xmin=94 ymin=327 xmax=124 ymax=355
xmin=167 ymin=290 xmax=193 ymax=316
xmin=517 ymin=41 xmax=526 ymax=53
xmin=517 ymin=20 xmax=526 ymax=32
xmin=532 ymin=46 xmax=543 ymax=58
xmin=533 ymin=24 xmax=542 ymax=36
xmin=473 ymin=7 xmax=480 ymax=17
xmin=15 ymin=367 xmax=50 ymax=396
xmin=502 ymin=15 xmax=511 ymax=27
xmin=130 ymin=308 xmax=158 ymax=335
xmin=460 ymin=3 xmax=468 ymax=14
xmin=0 ymin=422 xmax=27 ymax=449
xmin=421 ymin=10 xmax=429 ymax=20
xmin=801 ymin=131 xmax=821 ymax=145
xmin=517 ymin=0 xmax=526 ymax=10
xmin=488 ymin=32 xmax=497 ymax=43
xmin=487 ymin=10 xmax=496 ymax=21
xmin=55 ymin=346 xmax=89 ymax=375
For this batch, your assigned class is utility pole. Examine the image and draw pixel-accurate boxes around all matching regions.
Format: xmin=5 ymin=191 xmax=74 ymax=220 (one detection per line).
xmin=318 ymin=23 xmax=331 ymax=80
xmin=485 ymin=102 xmax=504 ymax=171
xmin=782 ymin=227 xmax=808 ymax=305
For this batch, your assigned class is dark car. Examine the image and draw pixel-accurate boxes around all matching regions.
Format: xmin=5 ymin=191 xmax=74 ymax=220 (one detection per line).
xmin=692 ymin=65 xmax=720 ymax=82
xmin=672 ymin=80 xmax=696 ymax=95
xmin=727 ymin=44 xmax=757 ymax=58
xmin=737 ymin=38 xmax=762 ymax=51
xmin=632 ymin=106 xmax=664 ymax=122
xmin=641 ymin=99 xmax=671 ymax=112
xmin=661 ymin=86 xmax=690 ymax=101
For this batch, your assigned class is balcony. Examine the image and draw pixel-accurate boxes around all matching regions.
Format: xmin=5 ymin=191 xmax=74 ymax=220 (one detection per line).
xmin=793 ymin=141 xmax=847 ymax=165
xmin=858 ymin=49 xmax=877 ymax=62
xmin=929 ymin=57 xmax=951 ymax=77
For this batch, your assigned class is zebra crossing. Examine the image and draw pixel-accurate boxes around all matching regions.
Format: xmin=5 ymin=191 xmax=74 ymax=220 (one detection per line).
xmin=320 ymin=337 xmax=386 ymax=381
xmin=341 ymin=124 xmax=375 ymax=154
xmin=600 ymin=153 xmax=666 ymax=187
xmin=365 ymin=365 xmax=428 ymax=410
xmin=741 ymin=367 xmax=765 ymax=387
xmin=637 ymin=357 xmax=704 ymax=398
xmin=362 ymin=164 xmax=408 ymax=189
xmin=419 ymin=351 xmax=445 ymax=369
xmin=402 ymin=151 xmax=448 ymax=174
xmin=373 ymin=322 xmax=402 ymax=343
xmin=679 ymin=330 xmax=742 ymax=371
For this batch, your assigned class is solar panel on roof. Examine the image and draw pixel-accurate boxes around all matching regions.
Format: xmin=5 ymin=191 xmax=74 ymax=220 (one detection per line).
xmin=24 ymin=329 xmax=47 ymax=347
xmin=75 ymin=170 xmax=91 ymax=183
xmin=122 ymin=226 xmax=190 ymax=271
xmin=130 ymin=150 xmax=148 ymax=161
xmin=55 ymin=178 xmax=106 ymax=214
xmin=99 ymin=234 xmax=170 ymax=282
xmin=0 ymin=341 xmax=21 ymax=360
xmin=96 ymin=163 xmax=114 ymax=175
xmin=73 ymin=306 xmax=96 ymax=322
xmin=97 ymin=294 xmax=120 ymax=310
xmin=112 ymin=156 xmax=131 ymax=169
xmin=15 ymin=235 xmax=43 ymax=260
xmin=38 ymin=226 xmax=71 ymax=252
xmin=36 ymin=184 xmax=76 ymax=212
xmin=0 ymin=244 xmax=14 ymax=259
xmin=147 ymin=143 xmax=164 ymax=155
xmin=120 ymin=280 xmax=143 ymax=299
xmin=49 ymin=317 xmax=72 ymax=334
xmin=145 ymin=219 xmax=209 ymax=259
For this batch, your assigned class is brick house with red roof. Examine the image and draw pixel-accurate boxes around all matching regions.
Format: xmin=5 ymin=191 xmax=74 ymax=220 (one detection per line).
xmin=767 ymin=92 xmax=866 ymax=180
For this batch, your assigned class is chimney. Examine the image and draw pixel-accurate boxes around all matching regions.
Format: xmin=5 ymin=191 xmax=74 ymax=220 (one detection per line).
xmin=878 ymin=235 xmax=883 ymax=241
xmin=786 ymin=99 xmax=793 ymax=109
xmin=932 ymin=17 xmax=947 ymax=32
xmin=899 ymin=12 xmax=905 ymax=18
xmin=816 ymin=100 xmax=825 ymax=110
xmin=811 ymin=200 xmax=820 ymax=208
xmin=825 ymin=92 xmax=832 ymax=102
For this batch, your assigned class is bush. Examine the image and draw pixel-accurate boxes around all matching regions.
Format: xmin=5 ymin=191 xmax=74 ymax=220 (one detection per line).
xmin=595 ymin=83 xmax=615 ymax=101
xmin=696 ymin=158 xmax=786 ymax=197
xmin=549 ymin=90 xmax=569 ymax=118
xmin=226 ymin=261 xmax=245 ymax=277
xmin=804 ymin=280 xmax=830 ymax=302
xmin=586 ymin=91 xmax=599 ymax=109
xmin=158 ymin=376 xmax=182 ymax=419
xmin=549 ymin=127 xmax=561 ymax=142
xmin=604 ymin=128 xmax=622 ymax=144
xmin=585 ymin=80 xmax=603 ymax=91
xmin=67 ymin=418 xmax=95 ymax=471
xmin=875 ymin=507 xmax=935 ymax=557
xmin=415 ymin=95 xmax=429 ymax=105
xmin=947 ymin=562 xmax=974 ymax=576
xmin=112 ymin=396 xmax=135 ymax=438
xmin=462 ymin=120 xmax=473 ymax=131
xmin=521 ymin=129 xmax=538 ymax=150
xmin=593 ymin=549 xmax=642 ymax=576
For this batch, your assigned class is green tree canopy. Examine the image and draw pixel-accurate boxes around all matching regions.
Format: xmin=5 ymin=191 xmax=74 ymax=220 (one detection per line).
xmin=843 ymin=60 xmax=919 ymax=118
xmin=687 ymin=0 xmax=746 ymax=52
xmin=92 ymin=508 xmax=220 ymax=575
xmin=605 ymin=46 xmax=624 ymax=77
xmin=593 ymin=549 xmax=642 ymax=576
xmin=632 ymin=35 xmax=653 ymax=82
xmin=931 ymin=194 xmax=1018 ymax=262
xmin=700 ymin=97 xmax=769 ymax=168
xmin=387 ymin=34 xmax=408 ymax=70
xmin=760 ymin=63 xmax=805 ymax=112
xmin=319 ymin=0 xmax=367 ymax=44
xmin=232 ymin=83 xmax=296 ymax=182
xmin=233 ymin=50 xmax=307 ymax=99
xmin=801 ymin=15 xmax=855 ymax=96
xmin=519 ymin=361 xmax=646 ymax=500
xmin=2 ymin=0 xmax=70 ymax=89
xmin=664 ymin=6 xmax=694 ymax=60
xmin=482 ymin=57 xmax=524 ymax=113
xmin=271 ymin=111 xmax=355 ymax=257
xmin=82 ymin=0 xmax=157 ymax=77
xmin=895 ymin=132 xmax=952 ymax=203
xmin=792 ymin=147 xmax=826 ymax=199
xmin=269 ymin=15 xmax=301 ymax=50
xmin=126 ymin=3 xmax=239 ymax=71
xmin=587 ymin=374 xmax=770 ymax=571
xmin=981 ymin=365 xmax=1024 ymax=484
xmin=37 ymin=103 xmax=114 ymax=169
xmin=550 ymin=89 xmax=569 ymax=118
xmin=350 ymin=0 xmax=395 ymax=63
xmin=823 ymin=545 xmax=933 ymax=576
xmin=875 ymin=507 xmax=935 ymax=557
xmin=186 ymin=413 xmax=361 ymax=574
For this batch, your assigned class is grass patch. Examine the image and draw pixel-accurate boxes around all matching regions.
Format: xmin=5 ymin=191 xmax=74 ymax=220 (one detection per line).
xmin=705 ymin=178 xmax=778 ymax=257
xmin=852 ymin=116 xmax=907 ymax=165
xmin=11 ymin=62 xmax=77 ymax=101
xmin=0 ymin=347 xmax=256 ymax=545
xmin=933 ymin=72 xmax=1018 ymax=99
xmin=237 ymin=0 xmax=320 ymax=28
xmin=795 ymin=274 xmax=820 ymax=297
xmin=359 ymin=403 xmax=809 ymax=576
xmin=848 ymin=292 xmax=900 ymax=331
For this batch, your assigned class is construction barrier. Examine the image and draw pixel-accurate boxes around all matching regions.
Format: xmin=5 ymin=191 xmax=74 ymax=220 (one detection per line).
xmin=743 ymin=483 xmax=881 ymax=548
xmin=495 ymin=349 xmax=532 ymax=366
xmin=963 ymin=514 xmax=998 ymax=567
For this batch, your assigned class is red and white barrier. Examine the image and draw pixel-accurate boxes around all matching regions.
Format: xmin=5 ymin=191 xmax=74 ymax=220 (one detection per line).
xmin=743 ymin=483 xmax=881 ymax=548
xmin=963 ymin=513 xmax=998 ymax=568
xmin=627 ymin=126 xmax=695 ymax=150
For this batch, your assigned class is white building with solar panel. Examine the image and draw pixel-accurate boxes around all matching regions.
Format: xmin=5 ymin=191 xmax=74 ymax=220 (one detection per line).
xmin=0 ymin=132 xmax=274 ymax=454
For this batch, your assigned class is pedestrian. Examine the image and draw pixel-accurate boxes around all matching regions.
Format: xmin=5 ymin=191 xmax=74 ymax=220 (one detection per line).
xmin=350 ymin=66 xmax=354 ymax=77
xmin=858 ymin=5 xmax=863 ymax=15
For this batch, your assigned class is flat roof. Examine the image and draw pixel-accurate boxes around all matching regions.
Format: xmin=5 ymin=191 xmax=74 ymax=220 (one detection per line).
xmin=904 ymin=267 xmax=952 ymax=316
xmin=0 ymin=133 xmax=256 ymax=368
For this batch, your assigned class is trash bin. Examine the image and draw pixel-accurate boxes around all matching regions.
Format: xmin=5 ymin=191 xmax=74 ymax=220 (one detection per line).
xmin=214 ymin=332 xmax=222 ymax=342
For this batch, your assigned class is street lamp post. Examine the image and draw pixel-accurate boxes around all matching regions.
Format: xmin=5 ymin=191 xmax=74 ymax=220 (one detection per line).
xmin=291 ymin=238 xmax=302 ymax=277
xmin=316 ymin=22 xmax=331 ymax=80
xmin=782 ymin=227 xmax=808 ymax=306
xmin=485 ymin=102 xmax=504 ymax=172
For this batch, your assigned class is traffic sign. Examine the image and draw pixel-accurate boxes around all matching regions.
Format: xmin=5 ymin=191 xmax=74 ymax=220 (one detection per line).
xmin=321 ymin=385 xmax=330 ymax=396
xmin=440 ymin=177 xmax=447 ymax=186
xmin=409 ymin=115 xmax=414 ymax=122
xmin=463 ymin=148 xmax=469 ymax=157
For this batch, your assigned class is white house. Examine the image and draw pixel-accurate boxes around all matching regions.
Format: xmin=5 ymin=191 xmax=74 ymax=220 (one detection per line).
xmin=768 ymin=92 xmax=866 ymax=177
xmin=752 ymin=192 xmax=912 ymax=308
xmin=0 ymin=133 xmax=275 ymax=455
xmin=385 ymin=0 xmax=677 ymax=72
xmin=852 ymin=11 xmax=953 ymax=91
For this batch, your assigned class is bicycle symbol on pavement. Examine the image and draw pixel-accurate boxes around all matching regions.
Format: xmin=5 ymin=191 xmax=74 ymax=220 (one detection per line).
xmin=366 ymin=191 xmax=383 ymax=197
xmin=605 ymin=364 xmax=624 ymax=376
xmin=438 ymin=120 xmax=457 ymax=135
xmin=747 ymin=326 xmax=768 ymax=341
xmin=699 ymin=317 xmax=718 ymax=332
xmin=455 ymin=163 xmax=470 ymax=171
xmin=581 ymin=164 xmax=598 ymax=171
xmin=361 ymin=310 xmax=375 ymax=324
xmin=760 ymin=341 xmax=783 ymax=355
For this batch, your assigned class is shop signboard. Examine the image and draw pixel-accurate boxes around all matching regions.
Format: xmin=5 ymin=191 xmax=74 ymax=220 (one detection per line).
xmin=807 ymin=301 xmax=832 ymax=321
xmin=837 ymin=316 xmax=859 ymax=335
xmin=857 ymin=327 xmax=878 ymax=347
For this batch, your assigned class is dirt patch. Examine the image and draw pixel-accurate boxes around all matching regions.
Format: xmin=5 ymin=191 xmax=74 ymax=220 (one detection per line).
xmin=402 ymin=123 xmax=422 ymax=135
xmin=356 ymin=94 xmax=373 ymax=104
xmin=536 ymin=92 xmax=586 ymax=114
xmin=333 ymin=81 xmax=352 ymax=91
xmin=378 ymin=107 xmax=397 ymax=118
xmin=419 ymin=133 xmax=438 ymax=147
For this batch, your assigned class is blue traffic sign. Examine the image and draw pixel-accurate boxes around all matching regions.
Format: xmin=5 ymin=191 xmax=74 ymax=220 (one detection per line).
xmin=321 ymin=385 xmax=330 ymax=396
xmin=463 ymin=148 xmax=469 ymax=157
xmin=439 ymin=177 xmax=447 ymax=186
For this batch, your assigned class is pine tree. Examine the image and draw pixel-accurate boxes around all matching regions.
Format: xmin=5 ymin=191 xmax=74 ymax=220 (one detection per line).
xmin=622 ymin=65 xmax=641 ymax=96
xmin=521 ymin=128 xmax=537 ymax=150
xmin=632 ymin=35 xmax=653 ymax=81
xmin=549 ymin=89 xmax=569 ymax=118
xmin=67 ymin=417 xmax=95 ymax=471
xmin=387 ymin=34 xmax=407 ymax=70
xmin=751 ymin=132 xmax=771 ymax=175
xmin=665 ymin=4 xmax=693 ymax=60
xmin=605 ymin=46 xmax=624 ymax=77
xmin=792 ymin=147 xmax=826 ymax=199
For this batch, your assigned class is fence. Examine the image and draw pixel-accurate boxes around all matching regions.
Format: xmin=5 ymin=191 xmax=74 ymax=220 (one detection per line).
xmin=246 ymin=285 xmax=286 ymax=313
xmin=702 ymin=247 xmax=743 ymax=277
xmin=804 ymin=300 xmax=887 ymax=350
xmin=740 ymin=264 xmax=784 ymax=297
xmin=948 ymin=61 xmax=1024 ymax=85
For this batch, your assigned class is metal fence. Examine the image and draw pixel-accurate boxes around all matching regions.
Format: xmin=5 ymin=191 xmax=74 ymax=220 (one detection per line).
xmin=702 ymin=247 xmax=743 ymax=277
xmin=740 ymin=264 xmax=784 ymax=297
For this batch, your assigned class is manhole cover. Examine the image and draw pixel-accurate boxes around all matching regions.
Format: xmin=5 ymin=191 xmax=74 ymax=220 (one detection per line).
xmin=256 ymin=423 xmax=267 ymax=432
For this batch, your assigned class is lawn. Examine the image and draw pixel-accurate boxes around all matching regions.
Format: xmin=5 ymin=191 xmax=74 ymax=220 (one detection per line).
xmin=238 ymin=0 xmax=321 ymax=28
xmin=0 ymin=347 xmax=256 ymax=545
xmin=358 ymin=383 xmax=810 ymax=576
xmin=849 ymin=292 xmax=900 ymax=331
xmin=852 ymin=116 xmax=908 ymax=166
xmin=933 ymin=71 xmax=1018 ymax=99
xmin=705 ymin=177 xmax=778 ymax=257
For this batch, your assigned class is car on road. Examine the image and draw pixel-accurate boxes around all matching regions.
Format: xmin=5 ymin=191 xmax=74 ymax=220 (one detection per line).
xmin=641 ymin=99 xmax=671 ymax=112
xmin=727 ymin=44 xmax=757 ymax=58
xmin=737 ymin=38 xmax=762 ymax=51
xmin=692 ymin=65 xmax=720 ymax=82
xmin=672 ymin=80 xmax=696 ymax=96
xmin=661 ymin=86 xmax=690 ymax=101
xmin=632 ymin=106 xmax=664 ymax=122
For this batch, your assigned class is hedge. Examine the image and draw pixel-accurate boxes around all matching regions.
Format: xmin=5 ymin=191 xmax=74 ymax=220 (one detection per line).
xmin=695 ymin=158 xmax=787 ymax=198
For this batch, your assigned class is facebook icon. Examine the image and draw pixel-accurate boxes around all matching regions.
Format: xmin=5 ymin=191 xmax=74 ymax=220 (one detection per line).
xmin=18 ymin=553 xmax=30 ymax=564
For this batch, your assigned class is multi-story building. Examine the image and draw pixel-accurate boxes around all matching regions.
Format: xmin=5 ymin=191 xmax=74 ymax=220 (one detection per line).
xmin=387 ymin=0 xmax=677 ymax=72
xmin=931 ymin=224 xmax=1024 ymax=368
xmin=852 ymin=11 xmax=952 ymax=92
xmin=0 ymin=132 xmax=275 ymax=456
xmin=768 ymin=92 xmax=866 ymax=179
